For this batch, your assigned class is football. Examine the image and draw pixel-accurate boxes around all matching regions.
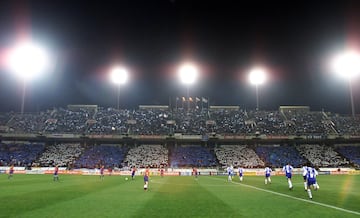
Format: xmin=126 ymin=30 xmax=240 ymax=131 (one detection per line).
xmin=125 ymin=177 xmax=128 ymax=181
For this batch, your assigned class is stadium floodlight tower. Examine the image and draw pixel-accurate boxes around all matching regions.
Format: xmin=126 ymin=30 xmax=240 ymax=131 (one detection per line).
xmin=178 ymin=63 xmax=198 ymax=111
xmin=249 ymin=67 xmax=267 ymax=110
xmin=110 ymin=66 xmax=128 ymax=110
xmin=332 ymin=50 xmax=360 ymax=118
xmin=7 ymin=41 xmax=50 ymax=114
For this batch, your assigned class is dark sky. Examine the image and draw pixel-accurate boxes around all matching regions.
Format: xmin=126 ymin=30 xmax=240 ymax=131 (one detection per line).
xmin=1 ymin=0 xmax=360 ymax=114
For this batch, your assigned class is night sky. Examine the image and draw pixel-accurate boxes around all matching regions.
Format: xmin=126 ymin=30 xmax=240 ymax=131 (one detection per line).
xmin=1 ymin=0 xmax=360 ymax=114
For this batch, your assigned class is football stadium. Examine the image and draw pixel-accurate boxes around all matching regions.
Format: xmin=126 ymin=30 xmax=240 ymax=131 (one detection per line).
xmin=1 ymin=105 xmax=360 ymax=217
xmin=1 ymin=1 xmax=360 ymax=218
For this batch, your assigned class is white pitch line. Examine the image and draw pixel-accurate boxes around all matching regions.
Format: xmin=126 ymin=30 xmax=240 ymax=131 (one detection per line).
xmin=210 ymin=177 xmax=360 ymax=216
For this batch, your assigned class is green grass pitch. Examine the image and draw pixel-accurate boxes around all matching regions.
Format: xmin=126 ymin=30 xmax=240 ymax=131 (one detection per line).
xmin=1 ymin=174 xmax=359 ymax=218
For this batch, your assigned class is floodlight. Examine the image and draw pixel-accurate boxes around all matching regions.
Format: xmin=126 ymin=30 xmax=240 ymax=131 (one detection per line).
xmin=248 ymin=67 xmax=267 ymax=110
xmin=109 ymin=66 xmax=129 ymax=110
xmin=7 ymin=41 xmax=50 ymax=80
xmin=249 ymin=68 xmax=266 ymax=85
xmin=178 ymin=64 xmax=198 ymax=85
xmin=332 ymin=51 xmax=360 ymax=79
xmin=6 ymin=41 xmax=51 ymax=114
xmin=110 ymin=67 xmax=128 ymax=85
xmin=331 ymin=50 xmax=360 ymax=118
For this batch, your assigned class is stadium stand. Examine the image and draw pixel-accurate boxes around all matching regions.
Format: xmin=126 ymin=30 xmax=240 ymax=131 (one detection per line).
xmin=336 ymin=144 xmax=360 ymax=167
xmin=1 ymin=106 xmax=360 ymax=169
xmin=328 ymin=114 xmax=360 ymax=135
xmin=37 ymin=143 xmax=84 ymax=167
xmin=255 ymin=144 xmax=307 ymax=167
xmin=169 ymin=145 xmax=217 ymax=167
xmin=0 ymin=107 xmax=360 ymax=136
xmin=215 ymin=145 xmax=264 ymax=168
xmin=0 ymin=143 xmax=45 ymax=167
xmin=74 ymin=144 xmax=129 ymax=169
xmin=123 ymin=144 xmax=168 ymax=168
xmin=296 ymin=144 xmax=349 ymax=167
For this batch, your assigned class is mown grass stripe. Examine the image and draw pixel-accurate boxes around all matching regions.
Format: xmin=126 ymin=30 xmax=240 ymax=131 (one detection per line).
xmin=210 ymin=177 xmax=360 ymax=216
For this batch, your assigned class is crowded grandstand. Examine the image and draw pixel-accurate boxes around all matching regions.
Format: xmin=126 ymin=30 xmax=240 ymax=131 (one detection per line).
xmin=0 ymin=105 xmax=359 ymax=170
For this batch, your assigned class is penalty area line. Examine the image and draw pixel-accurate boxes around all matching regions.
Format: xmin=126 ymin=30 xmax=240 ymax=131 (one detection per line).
xmin=210 ymin=177 xmax=360 ymax=216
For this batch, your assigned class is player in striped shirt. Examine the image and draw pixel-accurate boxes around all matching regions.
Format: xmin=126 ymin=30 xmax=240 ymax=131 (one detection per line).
xmin=302 ymin=164 xmax=308 ymax=191
xmin=238 ymin=166 xmax=244 ymax=182
xmin=227 ymin=166 xmax=234 ymax=182
xmin=283 ymin=163 xmax=293 ymax=190
xmin=264 ymin=166 xmax=272 ymax=184
xmin=306 ymin=166 xmax=319 ymax=199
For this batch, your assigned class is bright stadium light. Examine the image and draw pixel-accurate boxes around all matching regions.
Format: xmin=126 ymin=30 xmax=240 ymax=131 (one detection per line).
xmin=178 ymin=63 xmax=198 ymax=85
xmin=110 ymin=67 xmax=128 ymax=85
xmin=332 ymin=51 xmax=360 ymax=79
xmin=178 ymin=63 xmax=198 ymax=110
xmin=331 ymin=50 xmax=360 ymax=117
xmin=110 ymin=66 xmax=128 ymax=110
xmin=249 ymin=67 xmax=267 ymax=110
xmin=7 ymin=41 xmax=50 ymax=81
xmin=6 ymin=41 xmax=51 ymax=114
xmin=249 ymin=68 xmax=266 ymax=85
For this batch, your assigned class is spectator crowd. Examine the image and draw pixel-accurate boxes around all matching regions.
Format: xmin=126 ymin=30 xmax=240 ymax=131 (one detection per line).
xmin=0 ymin=106 xmax=359 ymax=136
xmin=0 ymin=142 xmax=359 ymax=169
xmin=0 ymin=106 xmax=360 ymax=169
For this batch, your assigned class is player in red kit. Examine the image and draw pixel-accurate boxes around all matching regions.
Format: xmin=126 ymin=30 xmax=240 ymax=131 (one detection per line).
xmin=144 ymin=167 xmax=150 ymax=190
xmin=131 ymin=166 xmax=136 ymax=180
xmin=100 ymin=165 xmax=105 ymax=180
xmin=160 ymin=167 xmax=164 ymax=178
xmin=8 ymin=165 xmax=14 ymax=179
xmin=193 ymin=167 xmax=198 ymax=179
xmin=53 ymin=165 xmax=59 ymax=181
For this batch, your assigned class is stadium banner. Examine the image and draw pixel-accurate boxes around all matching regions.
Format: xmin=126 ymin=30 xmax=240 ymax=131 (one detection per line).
xmin=330 ymin=171 xmax=350 ymax=175
xmin=89 ymin=135 xmax=103 ymax=139
xmin=349 ymin=135 xmax=360 ymax=139
xmin=349 ymin=170 xmax=360 ymax=175
xmin=48 ymin=133 xmax=75 ymax=138
xmin=244 ymin=172 xmax=257 ymax=176
xmin=164 ymin=172 xmax=182 ymax=176
xmin=41 ymin=167 xmax=67 ymax=174
xmin=80 ymin=169 xmax=98 ymax=175
xmin=182 ymin=135 xmax=202 ymax=140
xmin=138 ymin=135 xmax=163 ymax=139
xmin=4 ymin=167 xmax=359 ymax=176
xmin=67 ymin=170 xmax=83 ymax=175
xmin=26 ymin=169 xmax=46 ymax=174
xmin=106 ymin=135 xmax=117 ymax=139
xmin=1 ymin=133 xmax=37 ymax=138
xmin=275 ymin=171 xmax=285 ymax=176
xmin=179 ymin=171 xmax=192 ymax=176
xmin=266 ymin=135 xmax=289 ymax=139
xmin=224 ymin=135 xmax=246 ymax=140
xmin=0 ymin=166 xmax=26 ymax=174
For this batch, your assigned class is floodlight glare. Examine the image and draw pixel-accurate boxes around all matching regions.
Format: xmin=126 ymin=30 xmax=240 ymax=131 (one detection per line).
xmin=332 ymin=51 xmax=360 ymax=79
xmin=249 ymin=68 xmax=266 ymax=85
xmin=178 ymin=64 xmax=198 ymax=85
xmin=110 ymin=67 xmax=128 ymax=85
xmin=7 ymin=41 xmax=50 ymax=80
xmin=248 ymin=67 xmax=267 ymax=110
